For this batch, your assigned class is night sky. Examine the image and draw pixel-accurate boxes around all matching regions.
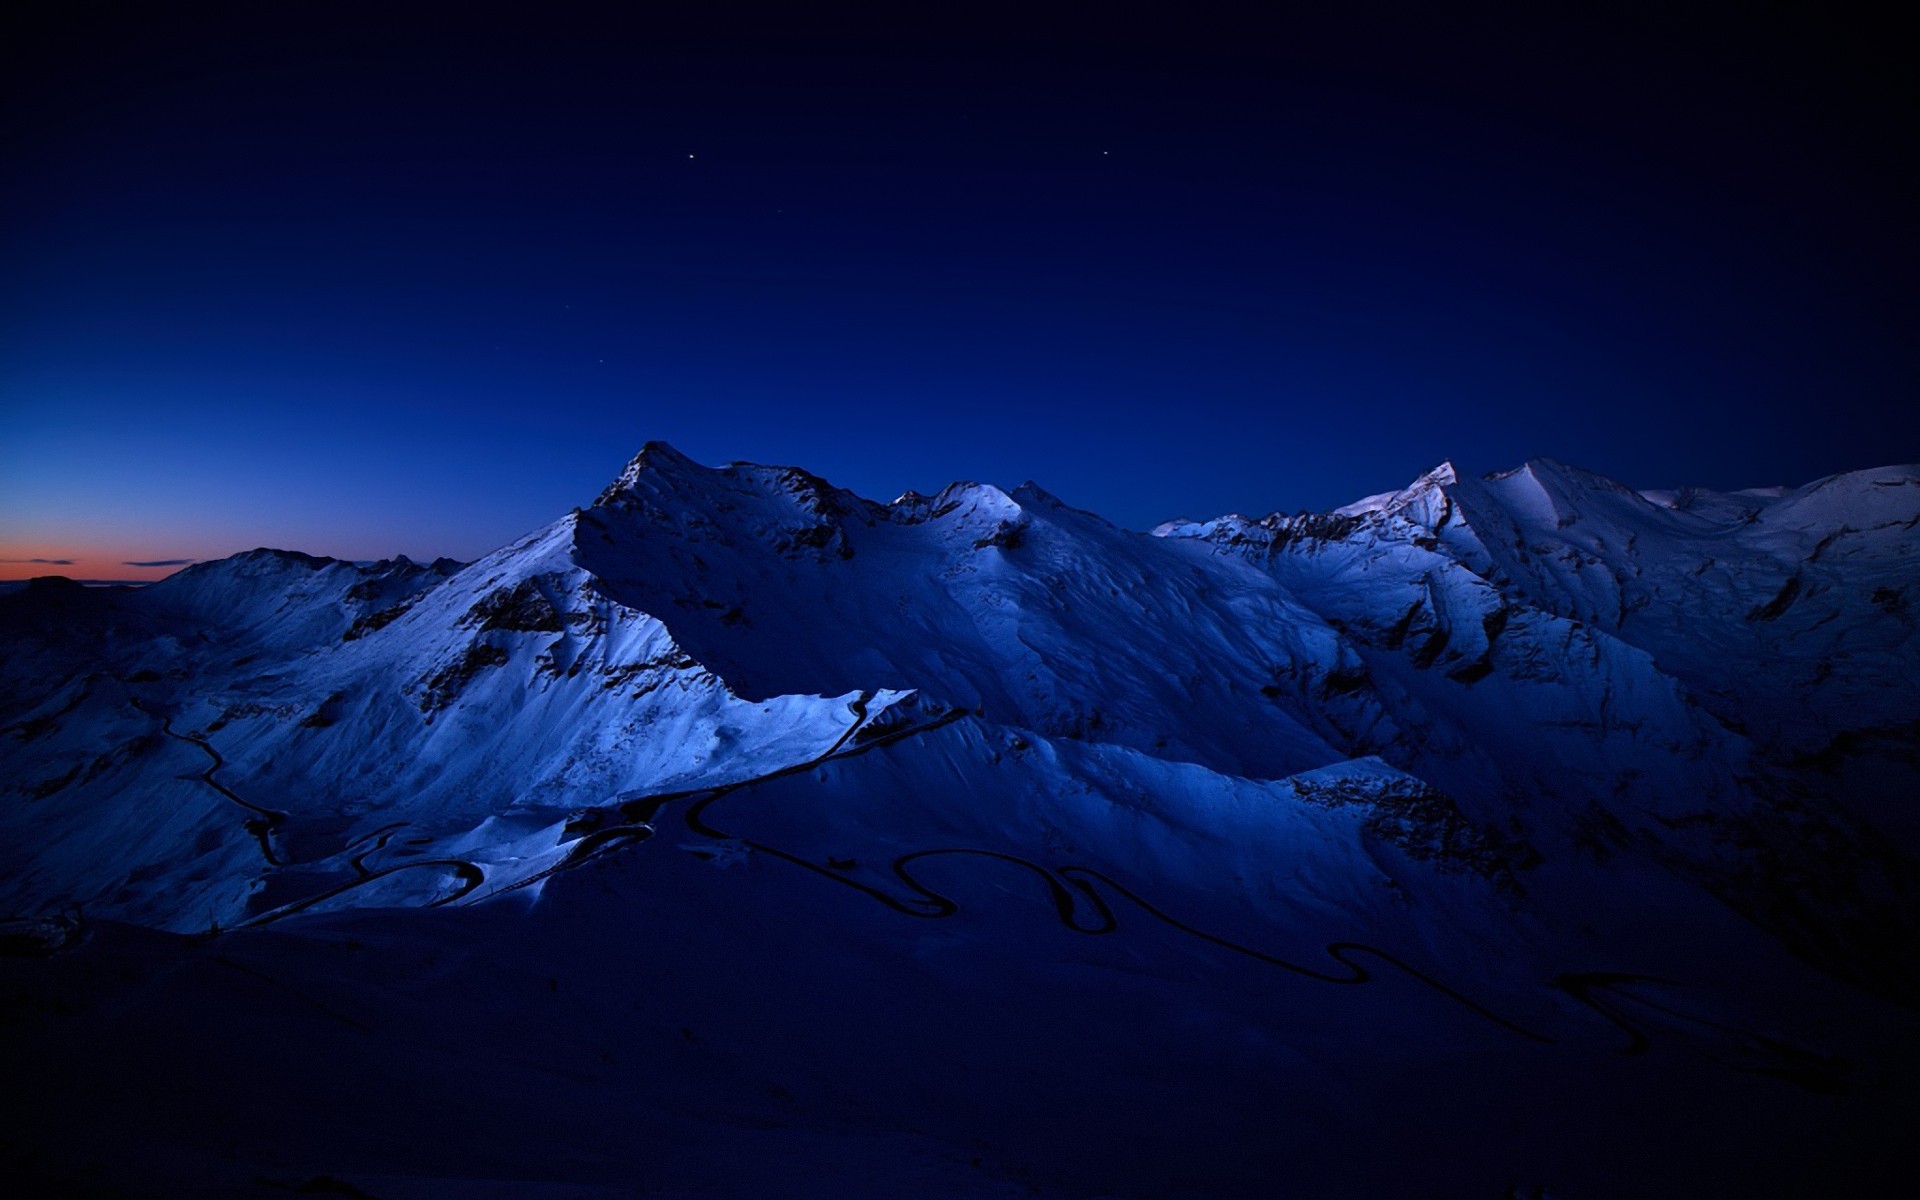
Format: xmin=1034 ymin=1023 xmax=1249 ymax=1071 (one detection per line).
xmin=3 ymin=6 xmax=1914 ymax=581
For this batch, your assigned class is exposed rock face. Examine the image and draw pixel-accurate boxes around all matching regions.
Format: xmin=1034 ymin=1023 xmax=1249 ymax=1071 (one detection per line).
xmin=2 ymin=447 xmax=1916 ymax=1198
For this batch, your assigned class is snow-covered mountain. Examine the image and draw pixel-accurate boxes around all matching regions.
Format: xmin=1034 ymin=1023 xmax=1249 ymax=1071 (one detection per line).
xmin=4 ymin=447 xmax=1918 ymax=1198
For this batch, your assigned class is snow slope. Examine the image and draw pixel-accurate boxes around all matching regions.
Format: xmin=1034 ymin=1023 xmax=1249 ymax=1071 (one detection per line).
xmin=3 ymin=446 xmax=1917 ymax=1197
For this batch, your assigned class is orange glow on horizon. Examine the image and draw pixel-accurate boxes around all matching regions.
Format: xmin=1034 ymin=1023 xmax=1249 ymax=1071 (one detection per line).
xmin=0 ymin=542 xmax=198 ymax=585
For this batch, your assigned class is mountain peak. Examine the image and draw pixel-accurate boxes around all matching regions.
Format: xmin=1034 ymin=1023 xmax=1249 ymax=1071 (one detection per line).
xmin=1360 ymin=460 xmax=1463 ymax=527
xmin=627 ymin=440 xmax=704 ymax=476
xmin=8 ymin=443 xmax=1916 ymax=1196
xmin=594 ymin=441 xmax=708 ymax=507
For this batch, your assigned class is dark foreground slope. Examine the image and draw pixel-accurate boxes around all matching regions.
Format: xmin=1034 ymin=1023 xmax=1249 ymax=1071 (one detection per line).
xmin=3 ymin=449 xmax=1918 ymax=1198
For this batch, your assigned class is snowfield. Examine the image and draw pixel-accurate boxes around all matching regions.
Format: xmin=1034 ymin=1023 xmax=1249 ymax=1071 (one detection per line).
xmin=3 ymin=446 xmax=1917 ymax=1197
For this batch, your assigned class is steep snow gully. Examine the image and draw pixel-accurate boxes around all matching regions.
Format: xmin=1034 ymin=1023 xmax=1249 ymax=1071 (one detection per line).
xmin=3 ymin=446 xmax=1918 ymax=1197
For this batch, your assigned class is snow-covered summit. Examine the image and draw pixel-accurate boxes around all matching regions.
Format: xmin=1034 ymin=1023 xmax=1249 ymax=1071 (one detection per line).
xmin=10 ymin=444 xmax=1912 ymax=929
xmin=3 ymin=445 xmax=1917 ymax=1197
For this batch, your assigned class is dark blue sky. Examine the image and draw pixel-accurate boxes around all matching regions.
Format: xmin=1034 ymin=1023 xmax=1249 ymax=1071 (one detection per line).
xmin=3 ymin=6 xmax=1914 ymax=576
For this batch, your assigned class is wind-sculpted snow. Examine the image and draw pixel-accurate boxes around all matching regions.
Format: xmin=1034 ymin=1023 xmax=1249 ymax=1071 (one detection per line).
xmin=3 ymin=446 xmax=1918 ymax=1197
xmin=0 ymin=513 xmax=905 ymax=931
xmin=1154 ymin=456 xmax=1920 ymax=1005
xmin=579 ymin=444 xmax=1417 ymax=787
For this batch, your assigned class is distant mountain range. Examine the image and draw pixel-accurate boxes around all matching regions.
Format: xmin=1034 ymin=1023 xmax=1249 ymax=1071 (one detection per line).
xmin=4 ymin=447 xmax=1917 ymax=1197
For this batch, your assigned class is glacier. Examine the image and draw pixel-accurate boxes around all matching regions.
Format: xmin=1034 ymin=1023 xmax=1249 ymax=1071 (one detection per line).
xmin=2 ymin=446 xmax=1916 ymax=1197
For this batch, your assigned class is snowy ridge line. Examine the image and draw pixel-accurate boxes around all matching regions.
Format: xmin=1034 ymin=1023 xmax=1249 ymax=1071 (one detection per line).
xmin=237 ymin=858 xmax=485 ymax=929
xmin=234 ymin=691 xmax=926 ymax=923
xmin=3 ymin=446 xmax=1912 ymax=1194
xmin=479 ymin=681 xmax=1564 ymax=1046
xmin=596 ymin=700 xmax=1844 ymax=1080
xmin=677 ymin=696 xmax=968 ymax=838
xmin=466 ymin=690 xmax=927 ymax=904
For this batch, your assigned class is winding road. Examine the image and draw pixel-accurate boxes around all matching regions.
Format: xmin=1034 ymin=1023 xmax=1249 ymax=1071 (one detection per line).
xmin=571 ymin=694 xmax=1842 ymax=1084
xmin=134 ymin=697 xmax=291 ymax=867
xmin=133 ymin=697 xmax=485 ymax=925
xmin=468 ymin=693 xmax=914 ymax=904
xmin=670 ymin=700 xmax=1553 ymax=1045
xmin=133 ymin=689 xmax=1844 ymax=1085
xmin=237 ymin=857 xmax=485 ymax=927
xmin=345 ymin=822 xmax=409 ymax=876
xmin=502 ymin=694 xmax=1553 ymax=1043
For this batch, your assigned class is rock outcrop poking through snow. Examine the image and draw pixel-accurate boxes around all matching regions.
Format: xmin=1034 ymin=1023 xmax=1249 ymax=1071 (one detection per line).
xmin=4 ymin=447 xmax=1918 ymax=1197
